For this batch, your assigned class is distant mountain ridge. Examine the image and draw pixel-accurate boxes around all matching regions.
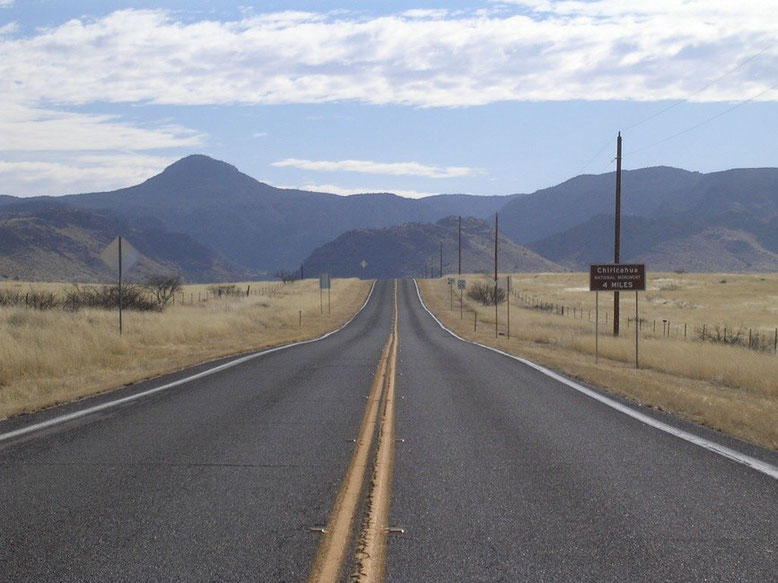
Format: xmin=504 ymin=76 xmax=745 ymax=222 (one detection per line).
xmin=517 ymin=167 xmax=778 ymax=271
xmin=0 ymin=204 xmax=242 ymax=282
xmin=302 ymin=216 xmax=564 ymax=279
xmin=1 ymin=154 xmax=777 ymax=281
xmin=55 ymin=155 xmax=515 ymax=273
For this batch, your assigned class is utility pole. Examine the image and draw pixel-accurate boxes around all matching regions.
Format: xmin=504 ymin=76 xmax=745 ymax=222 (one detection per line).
xmin=494 ymin=213 xmax=499 ymax=338
xmin=458 ymin=215 xmax=462 ymax=275
xmin=614 ymin=131 xmax=622 ymax=337
xmin=118 ymin=235 xmax=123 ymax=336
xmin=439 ymin=241 xmax=443 ymax=278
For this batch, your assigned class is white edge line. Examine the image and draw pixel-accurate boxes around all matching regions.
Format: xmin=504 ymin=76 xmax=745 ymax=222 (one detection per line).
xmin=0 ymin=281 xmax=378 ymax=443
xmin=413 ymin=279 xmax=778 ymax=481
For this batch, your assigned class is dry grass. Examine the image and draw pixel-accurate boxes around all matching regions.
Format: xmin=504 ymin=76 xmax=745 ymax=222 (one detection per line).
xmin=0 ymin=278 xmax=371 ymax=420
xmin=420 ymin=273 xmax=778 ymax=450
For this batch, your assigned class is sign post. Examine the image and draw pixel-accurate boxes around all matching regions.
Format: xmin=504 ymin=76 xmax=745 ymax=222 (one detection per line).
xmin=457 ymin=279 xmax=466 ymax=319
xmin=319 ymin=273 xmax=331 ymax=314
xmin=590 ymin=264 xmax=646 ymax=368
xmin=595 ymin=291 xmax=599 ymax=363
xmin=506 ymin=275 xmax=511 ymax=339
xmin=100 ymin=236 xmax=141 ymax=335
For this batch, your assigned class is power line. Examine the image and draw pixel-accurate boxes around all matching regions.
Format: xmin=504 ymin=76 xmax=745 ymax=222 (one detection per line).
xmin=624 ymin=39 xmax=778 ymax=132
xmin=578 ymin=39 xmax=778 ymax=174
xmin=627 ymin=81 xmax=778 ymax=156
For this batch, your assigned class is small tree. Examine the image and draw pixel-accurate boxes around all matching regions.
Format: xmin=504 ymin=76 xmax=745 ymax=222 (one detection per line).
xmin=143 ymin=274 xmax=183 ymax=307
xmin=274 ymin=270 xmax=297 ymax=284
xmin=467 ymin=280 xmax=506 ymax=306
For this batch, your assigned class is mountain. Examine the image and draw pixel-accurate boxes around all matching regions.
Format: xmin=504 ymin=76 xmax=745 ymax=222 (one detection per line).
xmin=3 ymin=155 xmax=778 ymax=280
xmin=498 ymin=166 xmax=706 ymax=245
xmin=54 ymin=155 xmax=512 ymax=273
xmin=524 ymin=167 xmax=778 ymax=272
xmin=0 ymin=204 xmax=245 ymax=282
xmin=302 ymin=216 xmax=565 ymax=279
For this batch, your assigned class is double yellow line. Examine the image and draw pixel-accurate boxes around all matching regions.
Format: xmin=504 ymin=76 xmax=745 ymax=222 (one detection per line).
xmin=308 ymin=281 xmax=399 ymax=583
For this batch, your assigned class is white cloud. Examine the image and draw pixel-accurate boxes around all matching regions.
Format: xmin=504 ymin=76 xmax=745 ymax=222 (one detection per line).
xmin=0 ymin=4 xmax=775 ymax=110
xmin=252 ymin=132 xmax=268 ymax=138
xmin=299 ymin=183 xmax=437 ymax=199
xmin=0 ymin=154 xmax=175 ymax=196
xmin=0 ymin=103 xmax=204 ymax=151
xmin=272 ymin=158 xmax=476 ymax=178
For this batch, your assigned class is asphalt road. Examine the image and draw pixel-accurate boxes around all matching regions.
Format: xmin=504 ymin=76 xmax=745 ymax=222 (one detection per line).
xmin=388 ymin=279 xmax=778 ymax=582
xmin=0 ymin=281 xmax=394 ymax=582
xmin=1 ymin=278 xmax=777 ymax=582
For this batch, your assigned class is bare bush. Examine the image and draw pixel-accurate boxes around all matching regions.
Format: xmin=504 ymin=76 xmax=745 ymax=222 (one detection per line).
xmin=696 ymin=324 xmax=775 ymax=353
xmin=63 ymin=284 xmax=159 ymax=312
xmin=144 ymin=274 xmax=183 ymax=307
xmin=274 ymin=270 xmax=297 ymax=284
xmin=208 ymin=284 xmax=238 ymax=297
xmin=467 ymin=280 xmax=506 ymax=306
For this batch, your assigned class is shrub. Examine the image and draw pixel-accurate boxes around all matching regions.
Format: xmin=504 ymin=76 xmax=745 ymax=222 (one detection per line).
xmin=144 ymin=274 xmax=183 ymax=307
xmin=63 ymin=284 xmax=159 ymax=312
xmin=467 ymin=280 xmax=506 ymax=306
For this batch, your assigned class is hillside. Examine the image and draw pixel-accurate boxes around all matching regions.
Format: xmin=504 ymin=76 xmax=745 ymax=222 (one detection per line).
xmin=0 ymin=204 xmax=245 ymax=282
xmin=525 ymin=168 xmax=778 ymax=272
xmin=302 ymin=216 xmax=565 ymax=279
xmin=498 ymin=166 xmax=706 ymax=244
xmin=55 ymin=155 xmax=510 ymax=273
xmin=2 ymin=155 xmax=778 ymax=279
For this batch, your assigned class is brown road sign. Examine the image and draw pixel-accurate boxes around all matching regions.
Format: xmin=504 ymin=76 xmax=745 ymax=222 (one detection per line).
xmin=590 ymin=264 xmax=646 ymax=291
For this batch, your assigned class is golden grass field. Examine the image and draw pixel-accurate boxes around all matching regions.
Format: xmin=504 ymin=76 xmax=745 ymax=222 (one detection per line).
xmin=0 ymin=278 xmax=371 ymax=420
xmin=419 ymin=272 xmax=778 ymax=450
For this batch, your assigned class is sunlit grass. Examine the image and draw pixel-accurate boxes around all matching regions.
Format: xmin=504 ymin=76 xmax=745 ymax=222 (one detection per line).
xmin=420 ymin=273 xmax=778 ymax=450
xmin=0 ymin=278 xmax=372 ymax=419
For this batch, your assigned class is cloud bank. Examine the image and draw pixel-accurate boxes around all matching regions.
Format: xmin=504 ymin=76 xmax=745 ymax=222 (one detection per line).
xmin=272 ymin=158 xmax=476 ymax=178
xmin=2 ymin=3 xmax=776 ymax=110
xmin=1 ymin=2 xmax=776 ymax=195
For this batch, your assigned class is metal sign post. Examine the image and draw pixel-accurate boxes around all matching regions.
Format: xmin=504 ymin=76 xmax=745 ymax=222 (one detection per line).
xmin=319 ymin=273 xmax=331 ymax=314
xmin=457 ymin=279 xmax=466 ymax=319
xmin=506 ymin=275 xmax=511 ymax=339
xmin=595 ymin=291 xmax=599 ymax=364
xmin=635 ymin=291 xmax=639 ymax=368
xmin=100 ymin=236 xmax=141 ymax=335
xmin=590 ymin=264 xmax=646 ymax=368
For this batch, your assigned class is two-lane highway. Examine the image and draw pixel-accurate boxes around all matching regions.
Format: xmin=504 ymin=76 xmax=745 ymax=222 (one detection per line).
xmin=389 ymin=279 xmax=778 ymax=581
xmin=1 ymin=278 xmax=777 ymax=582
xmin=0 ymin=281 xmax=395 ymax=582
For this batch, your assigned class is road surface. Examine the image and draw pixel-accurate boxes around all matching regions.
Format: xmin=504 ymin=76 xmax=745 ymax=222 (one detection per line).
xmin=1 ymin=279 xmax=776 ymax=581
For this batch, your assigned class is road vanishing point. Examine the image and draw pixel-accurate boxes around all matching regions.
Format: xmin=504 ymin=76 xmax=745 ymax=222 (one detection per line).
xmin=1 ymin=279 xmax=777 ymax=581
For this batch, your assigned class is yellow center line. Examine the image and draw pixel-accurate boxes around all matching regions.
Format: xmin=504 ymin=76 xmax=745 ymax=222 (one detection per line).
xmin=307 ymin=281 xmax=398 ymax=583
xmin=352 ymin=280 xmax=399 ymax=582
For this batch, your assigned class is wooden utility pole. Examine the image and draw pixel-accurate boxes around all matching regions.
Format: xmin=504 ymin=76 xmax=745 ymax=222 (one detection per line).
xmin=118 ymin=235 xmax=123 ymax=335
xmin=494 ymin=213 xmax=499 ymax=338
xmin=458 ymin=215 xmax=462 ymax=275
xmin=439 ymin=241 xmax=443 ymax=278
xmin=614 ymin=132 xmax=622 ymax=337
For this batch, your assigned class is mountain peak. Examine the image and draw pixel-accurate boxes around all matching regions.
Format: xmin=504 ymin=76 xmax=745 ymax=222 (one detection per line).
xmin=156 ymin=154 xmax=241 ymax=182
xmin=138 ymin=154 xmax=268 ymax=199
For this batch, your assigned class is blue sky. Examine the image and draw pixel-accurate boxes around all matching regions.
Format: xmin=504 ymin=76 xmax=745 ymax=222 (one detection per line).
xmin=1 ymin=1 xmax=777 ymax=198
